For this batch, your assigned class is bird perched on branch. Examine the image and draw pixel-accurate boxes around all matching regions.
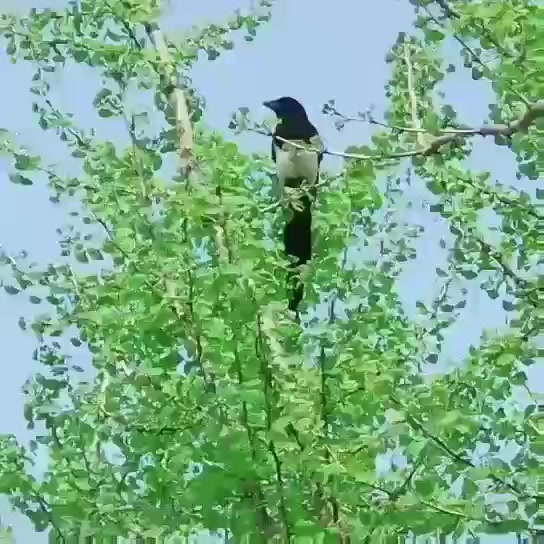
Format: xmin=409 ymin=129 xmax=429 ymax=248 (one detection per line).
xmin=263 ymin=96 xmax=324 ymax=314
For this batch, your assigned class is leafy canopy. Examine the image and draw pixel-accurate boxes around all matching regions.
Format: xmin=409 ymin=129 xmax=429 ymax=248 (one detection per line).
xmin=0 ymin=0 xmax=542 ymax=542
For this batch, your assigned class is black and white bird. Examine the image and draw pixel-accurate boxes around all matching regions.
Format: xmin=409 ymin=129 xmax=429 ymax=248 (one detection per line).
xmin=263 ymin=96 xmax=324 ymax=314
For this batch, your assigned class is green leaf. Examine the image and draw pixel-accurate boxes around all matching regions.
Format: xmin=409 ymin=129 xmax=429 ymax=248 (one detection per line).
xmin=97 ymin=108 xmax=114 ymax=118
xmin=14 ymin=153 xmax=40 ymax=171
xmin=475 ymin=520 xmax=528 ymax=534
xmin=318 ymin=462 xmax=345 ymax=480
xmin=414 ymin=479 xmax=435 ymax=497
xmin=425 ymin=29 xmax=445 ymax=42
xmin=93 ymin=88 xmax=112 ymax=106
xmin=519 ymin=160 xmax=537 ymax=180
xmin=426 ymin=353 xmax=438 ymax=364
xmin=502 ymin=300 xmax=516 ymax=311
xmin=460 ymin=269 xmax=478 ymax=280
xmin=87 ymin=248 xmax=104 ymax=261
xmin=4 ymin=286 xmax=20 ymax=295
xmin=74 ymin=250 xmax=89 ymax=263
xmin=137 ymin=367 xmax=165 ymax=376
xmin=471 ymin=67 xmax=483 ymax=80
xmin=5 ymin=36 xmax=16 ymax=56
xmin=9 ymin=173 xmax=33 ymax=185
xmin=426 ymin=179 xmax=444 ymax=195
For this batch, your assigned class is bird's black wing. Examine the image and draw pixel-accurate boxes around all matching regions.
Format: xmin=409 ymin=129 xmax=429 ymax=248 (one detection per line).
xmin=308 ymin=123 xmax=324 ymax=170
xmin=270 ymin=135 xmax=276 ymax=162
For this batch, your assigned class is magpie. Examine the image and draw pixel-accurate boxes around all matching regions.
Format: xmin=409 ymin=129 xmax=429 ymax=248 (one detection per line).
xmin=263 ymin=96 xmax=324 ymax=314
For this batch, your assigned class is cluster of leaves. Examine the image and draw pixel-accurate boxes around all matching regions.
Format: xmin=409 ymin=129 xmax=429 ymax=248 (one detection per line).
xmin=0 ymin=0 xmax=542 ymax=542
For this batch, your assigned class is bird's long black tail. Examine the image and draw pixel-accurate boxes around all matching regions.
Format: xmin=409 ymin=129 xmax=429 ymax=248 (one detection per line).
xmin=284 ymin=194 xmax=312 ymax=313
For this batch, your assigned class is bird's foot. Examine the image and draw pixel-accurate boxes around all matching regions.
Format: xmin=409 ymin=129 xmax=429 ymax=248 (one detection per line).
xmin=286 ymin=307 xmax=301 ymax=323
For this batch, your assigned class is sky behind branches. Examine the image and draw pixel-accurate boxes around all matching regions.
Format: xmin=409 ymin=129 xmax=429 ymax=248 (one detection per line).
xmin=0 ymin=0 xmax=540 ymax=541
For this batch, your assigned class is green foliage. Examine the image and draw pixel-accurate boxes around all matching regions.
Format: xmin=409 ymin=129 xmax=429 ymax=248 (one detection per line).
xmin=0 ymin=0 xmax=542 ymax=542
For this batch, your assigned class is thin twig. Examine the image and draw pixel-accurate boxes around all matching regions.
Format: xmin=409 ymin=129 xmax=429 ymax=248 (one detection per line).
xmin=475 ymin=237 xmax=538 ymax=309
xmin=461 ymin=177 xmax=542 ymax=220
xmin=360 ymin=115 xmax=482 ymax=135
xmin=120 ymin=20 xmax=142 ymax=50
xmin=123 ymin=111 xmax=148 ymax=201
xmin=44 ymin=100 xmax=90 ymax=148
xmin=334 ymin=108 xmax=525 ymax=137
xmin=432 ymin=0 xmax=515 ymax=60
xmin=345 ymin=60 xmax=541 ymax=301
xmin=31 ymin=493 xmax=66 ymax=543
xmin=420 ymin=499 xmax=470 ymax=519
xmin=390 ymin=395 xmax=532 ymax=499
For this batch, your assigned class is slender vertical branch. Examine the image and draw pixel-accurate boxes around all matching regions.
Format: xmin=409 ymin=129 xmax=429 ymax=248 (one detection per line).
xmin=233 ymin=346 xmax=273 ymax=541
xmin=145 ymin=23 xmax=233 ymax=270
xmin=403 ymin=41 xmax=426 ymax=147
xmin=143 ymin=23 xmax=228 ymax=393
xmin=144 ymin=23 xmax=195 ymax=173
xmin=123 ymin=111 xmax=149 ymax=202
xmin=255 ymin=312 xmax=291 ymax=540
xmin=315 ymin=245 xmax=350 ymax=535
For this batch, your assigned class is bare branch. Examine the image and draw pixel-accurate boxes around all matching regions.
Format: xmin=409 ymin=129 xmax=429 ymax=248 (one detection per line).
xmin=144 ymin=24 xmax=195 ymax=174
xmin=333 ymin=110 xmax=532 ymax=137
xmin=403 ymin=41 xmax=426 ymax=147
xmin=255 ymin=100 xmax=544 ymax=162
xmin=328 ymin=105 xmax=542 ymax=220
xmin=367 ymin=116 xmax=472 ymax=135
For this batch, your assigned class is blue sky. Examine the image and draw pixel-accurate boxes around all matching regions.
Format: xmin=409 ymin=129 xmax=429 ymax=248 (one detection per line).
xmin=0 ymin=0 xmax=540 ymax=541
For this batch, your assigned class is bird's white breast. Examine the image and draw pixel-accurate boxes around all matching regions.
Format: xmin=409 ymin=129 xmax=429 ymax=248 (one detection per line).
xmin=276 ymin=146 xmax=319 ymax=182
xmin=274 ymin=136 xmax=322 ymax=200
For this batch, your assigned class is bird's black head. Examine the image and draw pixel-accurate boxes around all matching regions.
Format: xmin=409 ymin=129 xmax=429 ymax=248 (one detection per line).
xmin=263 ymin=96 xmax=307 ymax=119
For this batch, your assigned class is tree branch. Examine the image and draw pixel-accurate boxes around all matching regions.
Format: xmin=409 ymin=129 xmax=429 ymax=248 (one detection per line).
xmin=390 ymin=395 xmax=532 ymax=499
xmin=255 ymin=311 xmax=291 ymax=539
xmin=255 ymin=100 xmax=544 ymax=162
xmin=144 ymin=23 xmax=195 ymax=174
xmin=420 ymin=3 xmax=530 ymax=106
xmin=234 ymin=346 xmax=276 ymax=539
xmin=342 ymin=113 xmax=481 ymax=135
xmin=419 ymin=499 xmax=470 ymax=519
xmin=431 ymin=0 xmax=516 ymax=60
xmin=403 ymin=41 xmax=426 ymax=147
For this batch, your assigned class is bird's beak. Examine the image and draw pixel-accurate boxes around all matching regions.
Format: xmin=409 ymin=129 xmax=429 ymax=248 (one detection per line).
xmin=262 ymin=100 xmax=277 ymax=112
